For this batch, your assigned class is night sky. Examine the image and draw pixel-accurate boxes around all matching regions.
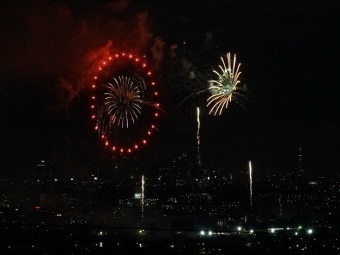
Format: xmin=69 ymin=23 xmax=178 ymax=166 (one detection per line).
xmin=0 ymin=0 xmax=339 ymax=176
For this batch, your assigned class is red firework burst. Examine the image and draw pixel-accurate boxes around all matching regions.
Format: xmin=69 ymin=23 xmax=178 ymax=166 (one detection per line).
xmin=90 ymin=52 xmax=160 ymax=155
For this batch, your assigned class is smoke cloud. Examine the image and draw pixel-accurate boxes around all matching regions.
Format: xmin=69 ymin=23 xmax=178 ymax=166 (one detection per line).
xmin=0 ymin=0 xmax=165 ymax=109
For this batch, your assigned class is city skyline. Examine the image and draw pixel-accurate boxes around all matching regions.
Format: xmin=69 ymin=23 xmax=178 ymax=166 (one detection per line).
xmin=0 ymin=0 xmax=339 ymax=176
xmin=1 ymin=156 xmax=339 ymax=254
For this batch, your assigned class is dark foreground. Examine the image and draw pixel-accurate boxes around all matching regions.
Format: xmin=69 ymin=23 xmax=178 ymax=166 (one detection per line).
xmin=1 ymin=224 xmax=340 ymax=255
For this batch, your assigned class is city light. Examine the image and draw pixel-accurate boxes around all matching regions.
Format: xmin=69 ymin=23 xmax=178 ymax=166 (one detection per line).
xmin=307 ymin=229 xmax=313 ymax=235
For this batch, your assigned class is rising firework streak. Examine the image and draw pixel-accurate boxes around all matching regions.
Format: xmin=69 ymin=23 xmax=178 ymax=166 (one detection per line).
xmin=249 ymin=160 xmax=253 ymax=210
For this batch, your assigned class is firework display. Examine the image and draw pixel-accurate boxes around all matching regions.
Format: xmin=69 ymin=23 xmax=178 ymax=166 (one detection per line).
xmin=206 ymin=52 xmax=242 ymax=116
xmin=90 ymin=52 xmax=160 ymax=154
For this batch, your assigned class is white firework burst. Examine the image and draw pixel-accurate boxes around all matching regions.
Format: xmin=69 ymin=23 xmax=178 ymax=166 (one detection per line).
xmin=206 ymin=52 xmax=242 ymax=116
xmin=102 ymin=75 xmax=145 ymax=129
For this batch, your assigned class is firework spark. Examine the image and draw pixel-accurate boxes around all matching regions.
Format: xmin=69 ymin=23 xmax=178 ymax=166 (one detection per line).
xmin=207 ymin=52 xmax=242 ymax=116
xmin=141 ymin=175 xmax=145 ymax=218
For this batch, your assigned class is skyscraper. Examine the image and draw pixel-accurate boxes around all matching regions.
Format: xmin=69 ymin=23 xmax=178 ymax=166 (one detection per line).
xmin=297 ymin=146 xmax=306 ymax=218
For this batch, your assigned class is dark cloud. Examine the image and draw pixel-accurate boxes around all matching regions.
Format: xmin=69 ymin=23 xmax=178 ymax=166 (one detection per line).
xmin=104 ymin=0 xmax=130 ymax=12
xmin=0 ymin=0 xmax=165 ymax=109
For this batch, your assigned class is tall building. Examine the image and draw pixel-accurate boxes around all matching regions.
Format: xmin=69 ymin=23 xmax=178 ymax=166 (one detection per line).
xmin=297 ymin=146 xmax=306 ymax=218
xmin=35 ymin=159 xmax=53 ymax=181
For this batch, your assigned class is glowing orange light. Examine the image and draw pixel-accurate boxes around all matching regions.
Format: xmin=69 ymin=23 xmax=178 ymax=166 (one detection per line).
xmin=112 ymin=146 xmax=116 ymax=151
xmin=156 ymin=103 xmax=160 ymax=107
xmin=115 ymin=54 xmax=119 ymax=58
xmin=128 ymin=148 xmax=131 ymax=153
xmin=95 ymin=126 xmax=99 ymax=130
xmin=108 ymin=56 xmax=112 ymax=60
xmin=91 ymin=105 xmax=95 ymax=109
xmin=105 ymin=141 xmax=109 ymax=146
xmin=120 ymin=148 xmax=124 ymax=153
xmin=147 ymin=131 xmax=151 ymax=135
xmin=134 ymin=144 xmax=138 ymax=149
xmin=151 ymin=125 xmax=155 ymax=129
xmin=122 ymin=53 xmax=125 ymax=56
xmin=135 ymin=58 xmax=139 ymax=62
xmin=101 ymin=135 xmax=105 ymax=139
xmin=154 ymin=92 xmax=158 ymax=95
xmin=151 ymin=82 xmax=155 ymax=86
xmin=147 ymin=71 xmax=151 ymax=76
xmin=129 ymin=54 xmax=132 ymax=58
xmin=94 ymin=76 xmax=98 ymax=80
xmin=92 ymin=115 xmax=95 ymax=119
xmin=143 ymin=139 xmax=147 ymax=144
xmin=92 ymin=96 xmax=96 ymax=99
xmin=92 ymin=84 xmax=96 ymax=88
xmin=142 ymin=63 xmax=146 ymax=67
xmin=103 ymin=61 xmax=106 ymax=65
xmin=99 ymin=67 xmax=102 ymax=71
xmin=154 ymin=113 xmax=159 ymax=117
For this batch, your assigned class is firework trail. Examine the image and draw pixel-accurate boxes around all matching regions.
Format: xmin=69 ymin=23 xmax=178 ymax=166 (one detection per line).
xmin=139 ymin=174 xmax=145 ymax=244
xmin=207 ymin=52 xmax=244 ymax=116
xmin=141 ymin=175 xmax=145 ymax=219
xmin=174 ymin=71 xmax=211 ymax=107
xmin=196 ymin=107 xmax=202 ymax=173
xmin=249 ymin=160 xmax=253 ymax=210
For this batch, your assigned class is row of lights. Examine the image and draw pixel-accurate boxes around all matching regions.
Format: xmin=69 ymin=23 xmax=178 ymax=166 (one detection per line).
xmin=200 ymin=226 xmax=314 ymax=237
xmin=236 ymin=226 xmax=314 ymax=235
